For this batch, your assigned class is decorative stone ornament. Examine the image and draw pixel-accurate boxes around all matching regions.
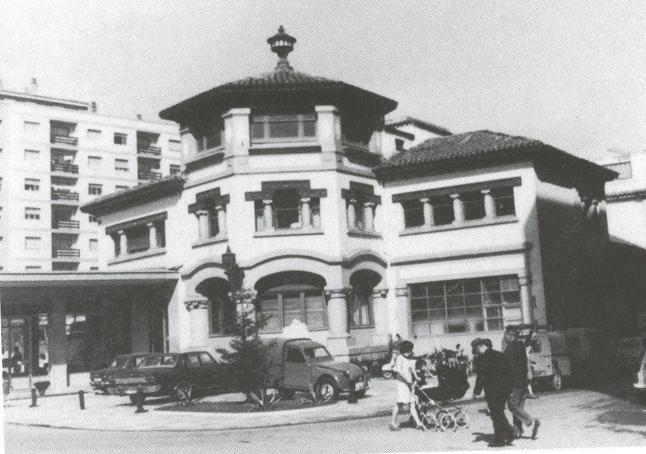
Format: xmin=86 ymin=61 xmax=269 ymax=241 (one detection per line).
xmin=267 ymin=26 xmax=296 ymax=71
xmin=184 ymin=299 xmax=208 ymax=311
xmin=324 ymin=288 xmax=352 ymax=301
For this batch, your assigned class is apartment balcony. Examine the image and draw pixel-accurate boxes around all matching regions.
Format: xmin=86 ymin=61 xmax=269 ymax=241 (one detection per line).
xmin=137 ymin=145 xmax=162 ymax=156
xmin=50 ymin=135 xmax=78 ymax=147
xmin=52 ymin=220 xmax=80 ymax=230
xmin=138 ymin=170 xmax=162 ymax=181
xmin=51 ymin=189 xmax=79 ymax=205
xmin=51 ymin=162 xmax=79 ymax=176
xmin=52 ymin=248 xmax=80 ymax=261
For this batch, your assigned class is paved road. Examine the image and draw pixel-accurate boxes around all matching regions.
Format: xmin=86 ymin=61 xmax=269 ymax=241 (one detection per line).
xmin=5 ymin=390 xmax=646 ymax=453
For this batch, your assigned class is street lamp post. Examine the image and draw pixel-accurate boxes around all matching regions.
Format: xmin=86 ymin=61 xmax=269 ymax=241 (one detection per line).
xmin=222 ymin=247 xmax=258 ymax=338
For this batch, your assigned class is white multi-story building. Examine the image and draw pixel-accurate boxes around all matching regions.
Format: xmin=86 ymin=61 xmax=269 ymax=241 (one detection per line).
xmin=0 ymin=89 xmax=182 ymax=272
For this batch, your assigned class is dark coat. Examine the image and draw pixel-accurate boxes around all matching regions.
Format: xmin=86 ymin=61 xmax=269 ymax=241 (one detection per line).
xmin=474 ymin=348 xmax=512 ymax=401
xmin=504 ymin=339 xmax=529 ymax=388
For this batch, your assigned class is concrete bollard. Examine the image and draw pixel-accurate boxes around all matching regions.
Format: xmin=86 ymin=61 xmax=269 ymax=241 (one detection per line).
xmin=29 ymin=388 xmax=38 ymax=407
xmin=347 ymin=378 xmax=358 ymax=404
xmin=78 ymin=390 xmax=85 ymax=410
xmin=134 ymin=387 xmax=147 ymax=414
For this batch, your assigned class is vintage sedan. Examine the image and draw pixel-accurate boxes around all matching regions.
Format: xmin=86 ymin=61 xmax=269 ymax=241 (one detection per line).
xmin=90 ymin=353 xmax=147 ymax=392
xmin=267 ymin=338 xmax=369 ymax=401
xmin=105 ymin=351 xmax=226 ymax=405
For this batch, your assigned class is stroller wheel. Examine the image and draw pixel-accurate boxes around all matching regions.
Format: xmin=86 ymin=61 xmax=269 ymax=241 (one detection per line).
xmin=437 ymin=410 xmax=456 ymax=432
xmin=454 ymin=409 xmax=469 ymax=428
xmin=421 ymin=411 xmax=438 ymax=430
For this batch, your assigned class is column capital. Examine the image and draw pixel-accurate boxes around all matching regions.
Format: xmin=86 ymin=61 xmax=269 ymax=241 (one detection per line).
xmin=450 ymin=193 xmax=461 ymax=200
xmin=348 ymin=198 xmax=358 ymax=205
xmin=262 ymin=199 xmax=273 ymax=205
xmin=363 ymin=201 xmax=375 ymax=208
xmin=300 ymin=197 xmax=311 ymax=203
xmin=481 ymin=188 xmax=492 ymax=195
xmin=372 ymin=288 xmax=389 ymax=298
xmin=419 ymin=197 xmax=430 ymax=203
xmin=184 ymin=299 xmax=209 ymax=311
xmin=117 ymin=229 xmax=125 ymax=235
xmin=324 ymin=288 xmax=352 ymax=300
xmin=518 ymin=275 xmax=532 ymax=286
xmin=214 ymin=205 xmax=225 ymax=212
xmin=395 ymin=287 xmax=409 ymax=297
xmin=146 ymin=221 xmax=156 ymax=227
xmin=194 ymin=209 xmax=209 ymax=216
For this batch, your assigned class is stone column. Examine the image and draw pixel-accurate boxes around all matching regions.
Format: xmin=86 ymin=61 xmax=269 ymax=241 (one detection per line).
xmin=216 ymin=205 xmax=227 ymax=237
xmin=118 ymin=230 xmax=127 ymax=256
xmin=395 ymin=287 xmax=412 ymax=339
xmin=421 ymin=197 xmax=433 ymax=228
xmin=519 ymin=275 xmax=534 ymax=324
xmin=347 ymin=199 xmax=357 ymax=229
xmin=263 ymin=200 xmax=273 ymax=231
xmin=364 ymin=202 xmax=375 ymax=231
xmin=195 ymin=210 xmax=210 ymax=239
xmin=325 ymin=289 xmax=351 ymax=360
xmin=222 ymin=107 xmax=251 ymax=157
xmin=185 ymin=299 xmax=209 ymax=348
xmin=315 ymin=105 xmax=342 ymax=154
xmin=147 ymin=222 xmax=158 ymax=249
xmin=300 ymin=197 xmax=311 ymax=228
xmin=450 ymin=193 xmax=465 ymax=223
xmin=371 ymin=288 xmax=390 ymax=345
xmin=482 ymin=189 xmax=496 ymax=219
xmin=47 ymin=299 xmax=67 ymax=393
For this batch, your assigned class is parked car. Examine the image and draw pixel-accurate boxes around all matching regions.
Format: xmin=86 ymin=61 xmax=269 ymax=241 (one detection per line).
xmin=513 ymin=325 xmax=571 ymax=391
xmin=105 ymin=351 xmax=226 ymax=405
xmin=267 ymin=338 xmax=369 ymax=401
xmin=611 ymin=336 xmax=644 ymax=372
xmin=90 ymin=353 xmax=147 ymax=392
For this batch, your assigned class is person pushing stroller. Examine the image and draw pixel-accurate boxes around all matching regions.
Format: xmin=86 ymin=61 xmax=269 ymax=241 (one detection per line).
xmin=389 ymin=340 xmax=425 ymax=431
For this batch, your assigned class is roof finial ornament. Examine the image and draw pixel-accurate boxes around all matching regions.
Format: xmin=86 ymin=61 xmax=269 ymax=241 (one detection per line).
xmin=267 ymin=25 xmax=296 ymax=71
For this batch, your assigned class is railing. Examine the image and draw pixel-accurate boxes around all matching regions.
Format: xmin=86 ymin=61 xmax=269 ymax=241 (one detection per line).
xmin=51 ymin=189 xmax=79 ymax=201
xmin=51 ymin=162 xmax=79 ymax=174
xmin=137 ymin=145 xmax=162 ymax=155
xmin=50 ymin=135 xmax=78 ymax=146
xmin=138 ymin=171 xmax=162 ymax=181
xmin=52 ymin=248 xmax=80 ymax=258
xmin=53 ymin=220 xmax=80 ymax=229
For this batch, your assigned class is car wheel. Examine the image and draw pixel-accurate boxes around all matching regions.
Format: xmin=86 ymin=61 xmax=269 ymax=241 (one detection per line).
xmin=382 ymin=371 xmax=393 ymax=379
xmin=355 ymin=389 xmax=367 ymax=398
xmin=175 ymin=382 xmax=193 ymax=407
xmin=551 ymin=367 xmax=563 ymax=391
xmin=316 ymin=378 xmax=338 ymax=402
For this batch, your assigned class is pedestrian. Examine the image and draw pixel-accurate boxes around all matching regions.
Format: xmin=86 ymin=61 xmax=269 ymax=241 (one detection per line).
xmin=472 ymin=338 xmax=515 ymax=447
xmin=389 ymin=340 xmax=425 ymax=431
xmin=526 ymin=344 xmax=537 ymax=399
xmin=503 ymin=326 xmax=541 ymax=439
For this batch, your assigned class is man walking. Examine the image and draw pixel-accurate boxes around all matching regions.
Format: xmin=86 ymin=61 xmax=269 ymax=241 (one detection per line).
xmin=503 ymin=326 xmax=540 ymax=439
xmin=472 ymin=338 xmax=515 ymax=447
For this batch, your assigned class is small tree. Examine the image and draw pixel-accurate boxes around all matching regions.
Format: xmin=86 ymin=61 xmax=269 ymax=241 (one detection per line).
xmin=216 ymin=289 xmax=280 ymax=410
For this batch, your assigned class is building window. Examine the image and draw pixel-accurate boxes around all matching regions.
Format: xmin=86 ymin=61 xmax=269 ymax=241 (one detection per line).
xmin=88 ymin=184 xmax=102 ymax=196
xmin=254 ymin=190 xmax=321 ymax=231
xmin=169 ymin=139 xmax=182 ymax=152
xmin=402 ymin=200 xmax=424 ymax=228
xmin=194 ymin=123 xmax=222 ymax=152
xmin=113 ymin=132 xmax=127 ymax=145
xmin=209 ymin=297 xmax=235 ymax=336
xmin=25 ymin=207 xmax=41 ymax=220
xmin=431 ymin=195 xmax=454 ymax=225
xmin=250 ymin=113 xmax=316 ymax=143
xmin=89 ymin=215 xmax=99 ymax=224
xmin=349 ymin=290 xmax=373 ymax=328
xmin=87 ymin=129 xmax=101 ymax=140
xmin=115 ymin=185 xmax=129 ymax=191
xmin=114 ymin=159 xmax=129 ymax=172
xmin=89 ymin=238 xmax=98 ymax=253
xmin=25 ymin=236 xmax=41 ymax=250
xmin=25 ymin=266 xmax=42 ymax=270
xmin=23 ymin=121 xmax=40 ymax=135
xmin=462 ymin=191 xmax=486 ymax=221
xmin=87 ymin=156 xmax=102 ymax=171
xmin=409 ymin=276 xmax=518 ymax=336
xmin=492 ymin=187 xmax=516 ymax=217
xmin=169 ymin=164 xmax=181 ymax=175
xmin=24 ymin=178 xmax=40 ymax=191
xmin=24 ymin=149 xmax=40 ymax=163
xmin=258 ymin=286 xmax=326 ymax=332
xmin=395 ymin=138 xmax=405 ymax=151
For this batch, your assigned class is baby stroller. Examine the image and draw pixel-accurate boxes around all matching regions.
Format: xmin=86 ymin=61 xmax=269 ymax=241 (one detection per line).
xmin=413 ymin=352 xmax=470 ymax=431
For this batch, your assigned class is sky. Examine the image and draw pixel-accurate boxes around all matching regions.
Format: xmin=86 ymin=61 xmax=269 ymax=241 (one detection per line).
xmin=1 ymin=0 xmax=645 ymax=161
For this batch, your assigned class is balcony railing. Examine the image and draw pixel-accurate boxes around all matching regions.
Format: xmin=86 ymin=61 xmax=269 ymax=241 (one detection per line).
xmin=138 ymin=171 xmax=162 ymax=181
xmin=51 ymin=189 xmax=79 ymax=201
xmin=50 ymin=135 xmax=78 ymax=146
xmin=137 ymin=145 xmax=162 ymax=155
xmin=53 ymin=220 xmax=80 ymax=229
xmin=52 ymin=248 xmax=80 ymax=258
xmin=51 ymin=162 xmax=79 ymax=174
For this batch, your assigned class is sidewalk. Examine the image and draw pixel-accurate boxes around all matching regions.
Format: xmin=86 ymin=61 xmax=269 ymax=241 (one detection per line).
xmin=3 ymin=378 xmax=407 ymax=431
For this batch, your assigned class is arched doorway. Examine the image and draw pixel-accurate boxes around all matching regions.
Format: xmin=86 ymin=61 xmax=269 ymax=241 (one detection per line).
xmin=254 ymin=271 xmax=327 ymax=333
xmin=195 ymin=278 xmax=233 ymax=336
xmin=348 ymin=269 xmax=382 ymax=328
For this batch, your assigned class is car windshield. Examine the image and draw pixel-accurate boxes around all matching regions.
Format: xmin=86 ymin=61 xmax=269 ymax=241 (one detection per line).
xmin=304 ymin=346 xmax=332 ymax=361
xmin=109 ymin=356 xmax=130 ymax=368
xmin=139 ymin=354 xmax=177 ymax=368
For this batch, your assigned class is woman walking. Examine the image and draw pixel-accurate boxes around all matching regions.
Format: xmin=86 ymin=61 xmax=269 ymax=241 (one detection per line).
xmin=389 ymin=340 xmax=425 ymax=431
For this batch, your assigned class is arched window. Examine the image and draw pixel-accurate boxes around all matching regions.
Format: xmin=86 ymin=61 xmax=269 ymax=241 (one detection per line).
xmin=349 ymin=270 xmax=380 ymax=328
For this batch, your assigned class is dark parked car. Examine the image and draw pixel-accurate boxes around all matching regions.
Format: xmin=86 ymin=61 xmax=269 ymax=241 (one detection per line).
xmin=105 ymin=351 xmax=226 ymax=405
xmin=90 ymin=353 xmax=147 ymax=392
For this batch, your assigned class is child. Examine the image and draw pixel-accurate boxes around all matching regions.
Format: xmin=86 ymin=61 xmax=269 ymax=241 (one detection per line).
xmin=389 ymin=340 xmax=425 ymax=431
